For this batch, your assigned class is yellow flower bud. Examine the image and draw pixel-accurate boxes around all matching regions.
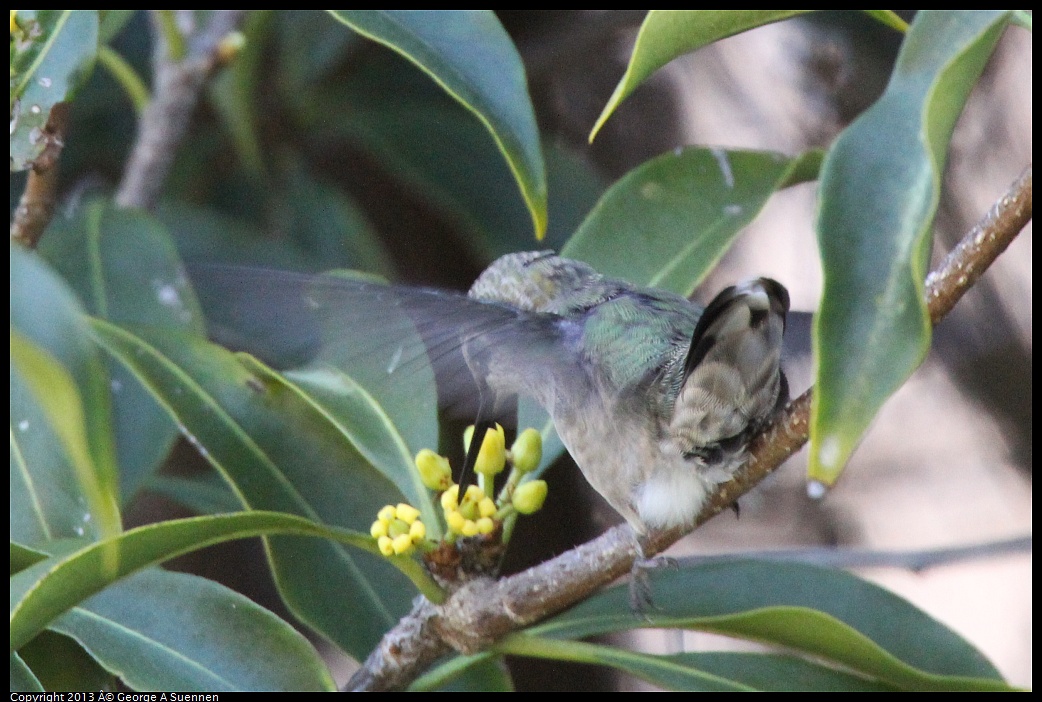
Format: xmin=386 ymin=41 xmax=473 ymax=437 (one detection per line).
xmin=512 ymin=480 xmax=548 ymax=515
xmin=440 ymin=484 xmax=460 ymax=511
xmin=370 ymin=520 xmax=388 ymax=539
xmin=457 ymin=484 xmax=484 ymax=520
xmin=409 ymin=520 xmax=426 ymax=541
xmin=460 ymin=519 xmax=480 ymax=537
xmin=445 ymin=510 xmax=466 ymax=534
xmin=388 ymin=518 xmax=410 ymax=538
xmin=463 ymin=484 xmax=485 ymax=503
xmin=478 ymin=497 xmax=497 ymax=518
xmin=415 ymin=449 xmax=453 ymax=491
xmin=463 ymin=424 xmax=475 ymax=452
xmin=395 ymin=502 xmax=421 ymax=524
xmin=510 ymin=428 xmax=543 ymax=473
xmin=392 ymin=533 xmax=414 ymax=555
xmin=377 ymin=535 xmax=394 ymax=556
xmin=458 ymin=500 xmax=478 ymax=521
xmin=474 ymin=424 xmax=506 ymax=476
xmin=377 ymin=505 xmax=396 ymax=522
xmin=476 ymin=517 xmax=495 ymax=534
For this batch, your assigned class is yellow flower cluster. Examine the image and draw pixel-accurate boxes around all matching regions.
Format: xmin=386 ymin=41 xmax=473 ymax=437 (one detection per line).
xmin=371 ymin=426 xmax=549 ymax=559
xmin=441 ymin=483 xmax=497 ymax=537
xmin=370 ymin=503 xmax=427 ymax=556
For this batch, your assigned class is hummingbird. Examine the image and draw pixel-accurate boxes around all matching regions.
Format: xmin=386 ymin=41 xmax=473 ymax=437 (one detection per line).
xmin=465 ymin=251 xmax=789 ymax=534
xmin=195 ymin=250 xmax=789 ymax=536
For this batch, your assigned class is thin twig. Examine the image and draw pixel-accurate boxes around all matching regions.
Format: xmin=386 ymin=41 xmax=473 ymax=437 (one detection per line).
xmin=115 ymin=10 xmax=246 ymax=211
xmin=345 ymin=165 xmax=1032 ymax=691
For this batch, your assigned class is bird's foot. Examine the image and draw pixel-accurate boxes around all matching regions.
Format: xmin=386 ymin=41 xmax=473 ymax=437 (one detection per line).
xmin=629 ymin=538 xmax=678 ymax=615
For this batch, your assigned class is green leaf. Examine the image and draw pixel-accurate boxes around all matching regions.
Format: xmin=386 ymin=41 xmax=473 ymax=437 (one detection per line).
xmin=562 ymin=148 xmax=822 ymax=295
xmin=88 ymin=320 xmax=434 ymax=657
xmin=11 ymin=245 xmax=120 ymax=542
xmin=310 ymin=90 xmax=521 ymax=258
xmin=281 ymin=365 xmax=441 ymax=538
xmin=52 ymin=568 xmax=335 ymax=692
xmin=326 ymin=10 xmax=547 ymax=238
xmin=11 ymin=542 xmax=51 ymax=575
xmin=590 ymin=11 xmax=811 ymax=141
xmin=655 ymin=652 xmax=898 ymax=691
xmin=276 ymin=10 xmax=361 ymax=88
xmin=159 ymin=202 xmax=323 ymax=271
xmin=496 ymin=636 xmax=751 ymax=691
xmin=10 ymin=651 xmax=44 ymax=692
xmin=10 ymin=332 xmax=119 ymax=547
xmin=140 ymin=473 xmax=244 ymax=516
xmin=409 ymin=652 xmax=496 ymax=691
xmin=15 ymin=630 xmax=115 ymax=692
xmin=279 ymin=166 xmax=395 ymax=277
xmin=10 ymin=10 xmax=99 ymax=170
xmin=497 ymin=637 xmax=901 ymax=690
xmin=40 ymin=201 xmax=205 ymax=502
xmin=530 ymin=559 xmax=1006 ymax=690
xmin=862 ymin=10 xmax=910 ymax=33
xmin=810 ymin=10 xmax=1011 ymax=484
xmin=207 ymin=11 xmax=272 ymax=182
xmin=10 ymin=511 xmax=374 ymax=653
xmin=97 ymin=10 xmax=137 ymax=45
xmin=418 ymin=649 xmax=516 ymax=687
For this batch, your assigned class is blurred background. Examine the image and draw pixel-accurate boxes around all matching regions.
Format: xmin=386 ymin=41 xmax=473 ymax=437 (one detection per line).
xmin=12 ymin=10 xmax=1030 ymax=690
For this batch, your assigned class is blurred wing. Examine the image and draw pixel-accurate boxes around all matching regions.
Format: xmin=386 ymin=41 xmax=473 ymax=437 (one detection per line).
xmin=188 ymin=265 xmax=578 ymax=423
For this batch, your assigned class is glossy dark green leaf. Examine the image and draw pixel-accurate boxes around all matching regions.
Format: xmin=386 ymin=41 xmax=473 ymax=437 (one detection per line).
xmin=862 ymin=10 xmax=910 ymax=33
xmin=810 ymin=10 xmax=1011 ymax=484
xmin=40 ymin=201 xmax=204 ymax=502
xmin=281 ymin=365 xmax=441 ymax=537
xmin=10 ymin=10 xmax=99 ymax=170
xmin=563 ymin=148 xmax=822 ymax=295
xmin=497 ymin=635 xmax=750 ymax=691
xmin=654 ymin=652 xmax=897 ymax=691
xmin=10 ymin=511 xmax=376 ymax=652
xmin=10 ymin=651 xmax=44 ymax=692
xmin=302 ymin=39 xmax=604 ymax=257
xmin=327 ymin=10 xmax=547 ymax=238
xmin=11 ymin=362 xmax=91 ymax=547
xmin=530 ymin=559 xmax=1006 ymax=690
xmin=207 ymin=11 xmax=272 ymax=181
xmin=10 ymin=332 xmax=116 ymax=548
xmin=140 ymin=473 xmax=244 ymax=516
xmin=408 ymin=652 xmax=496 ymax=692
xmin=430 ymin=655 xmax=514 ymax=692
xmin=15 ymin=630 xmax=115 ymax=692
xmin=88 ymin=321 xmax=430 ymax=658
xmin=11 ymin=542 xmax=51 ymax=575
xmin=590 ymin=11 xmax=811 ymax=141
xmin=491 ymin=636 xmax=902 ymax=691
xmin=11 ymin=246 xmax=120 ymax=542
xmin=97 ymin=10 xmax=137 ymax=45
xmin=279 ymin=166 xmax=395 ymax=277
xmin=276 ymin=10 xmax=361 ymax=88
xmin=52 ymin=568 xmax=335 ymax=691
xmin=159 ymin=202 xmax=321 ymax=271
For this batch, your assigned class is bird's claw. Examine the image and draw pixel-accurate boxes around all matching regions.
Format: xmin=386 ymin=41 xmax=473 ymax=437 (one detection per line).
xmin=629 ymin=554 xmax=678 ymax=615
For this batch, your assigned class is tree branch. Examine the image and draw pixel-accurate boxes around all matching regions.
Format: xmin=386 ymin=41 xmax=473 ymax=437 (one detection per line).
xmin=345 ymin=164 xmax=1032 ymax=691
xmin=10 ymin=103 xmax=70 ymax=248
xmin=115 ymin=10 xmax=246 ymax=211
